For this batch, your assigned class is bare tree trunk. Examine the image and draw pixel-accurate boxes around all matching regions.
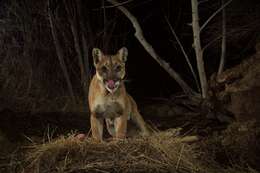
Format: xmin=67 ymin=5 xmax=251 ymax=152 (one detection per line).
xmin=48 ymin=1 xmax=77 ymax=106
xmin=218 ymin=0 xmax=227 ymax=76
xmin=106 ymin=0 xmax=196 ymax=96
xmin=191 ymin=0 xmax=208 ymax=99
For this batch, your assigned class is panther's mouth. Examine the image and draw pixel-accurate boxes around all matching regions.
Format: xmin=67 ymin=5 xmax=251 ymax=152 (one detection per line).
xmin=104 ymin=79 xmax=120 ymax=93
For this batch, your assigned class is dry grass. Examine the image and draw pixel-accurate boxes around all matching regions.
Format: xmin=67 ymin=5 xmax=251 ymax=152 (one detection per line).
xmin=25 ymin=131 xmax=202 ymax=173
xmin=22 ymin=123 xmax=260 ymax=173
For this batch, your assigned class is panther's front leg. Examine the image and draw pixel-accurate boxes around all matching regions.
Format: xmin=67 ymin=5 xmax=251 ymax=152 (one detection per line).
xmin=90 ymin=115 xmax=104 ymax=142
xmin=91 ymin=105 xmax=105 ymax=142
xmin=114 ymin=114 xmax=128 ymax=140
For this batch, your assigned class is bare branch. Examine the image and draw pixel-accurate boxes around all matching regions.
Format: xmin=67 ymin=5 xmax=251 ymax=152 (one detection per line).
xmin=102 ymin=0 xmax=134 ymax=8
xmin=217 ymin=0 xmax=227 ymax=75
xmin=203 ymin=22 xmax=254 ymax=51
xmin=164 ymin=16 xmax=200 ymax=92
xmin=93 ymin=0 xmax=134 ymax=11
xmin=203 ymin=35 xmax=222 ymax=51
xmin=191 ymin=0 xmax=208 ymax=98
xmin=198 ymin=0 xmax=209 ymax=5
xmin=200 ymin=0 xmax=233 ymax=33
xmin=106 ymin=0 xmax=196 ymax=96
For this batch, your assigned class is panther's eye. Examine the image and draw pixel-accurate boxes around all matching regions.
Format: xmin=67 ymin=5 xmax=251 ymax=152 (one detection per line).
xmin=115 ymin=65 xmax=121 ymax=72
xmin=101 ymin=66 xmax=108 ymax=73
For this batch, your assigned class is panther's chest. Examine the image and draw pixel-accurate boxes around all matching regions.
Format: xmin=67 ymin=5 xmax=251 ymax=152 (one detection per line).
xmin=92 ymin=95 xmax=124 ymax=119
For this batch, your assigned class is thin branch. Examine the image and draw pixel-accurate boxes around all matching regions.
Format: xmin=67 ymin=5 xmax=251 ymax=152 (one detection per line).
xmin=198 ymin=0 xmax=209 ymax=5
xmin=203 ymin=35 xmax=222 ymax=51
xmin=102 ymin=0 xmax=134 ymax=8
xmin=203 ymin=27 xmax=254 ymax=51
xmin=217 ymin=0 xmax=227 ymax=75
xmin=200 ymin=0 xmax=233 ymax=33
xmin=203 ymin=29 xmax=237 ymax=51
xmin=164 ymin=16 xmax=200 ymax=92
xmin=92 ymin=0 xmax=134 ymax=11
xmin=106 ymin=0 xmax=196 ymax=96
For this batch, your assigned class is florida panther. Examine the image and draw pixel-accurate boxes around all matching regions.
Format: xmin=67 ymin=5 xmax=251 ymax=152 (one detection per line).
xmin=88 ymin=47 xmax=150 ymax=141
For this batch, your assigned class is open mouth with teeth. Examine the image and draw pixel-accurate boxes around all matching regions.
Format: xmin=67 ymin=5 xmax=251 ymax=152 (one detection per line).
xmin=104 ymin=79 xmax=120 ymax=93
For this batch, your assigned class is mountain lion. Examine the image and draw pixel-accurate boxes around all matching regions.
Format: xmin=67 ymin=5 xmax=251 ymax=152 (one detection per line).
xmin=88 ymin=47 xmax=150 ymax=141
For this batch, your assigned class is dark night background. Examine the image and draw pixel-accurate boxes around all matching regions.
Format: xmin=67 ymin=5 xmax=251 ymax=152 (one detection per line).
xmin=0 ymin=0 xmax=259 ymax=106
xmin=0 ymin=0 xmax=260 ymax=172
xmin=86 ymin=0 xmax=260 ymax=98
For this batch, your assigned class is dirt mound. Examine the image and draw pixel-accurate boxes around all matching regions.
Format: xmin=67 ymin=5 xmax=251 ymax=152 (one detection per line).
xmin=212 ymin=43 xmax=260 ymax=122
xmin=17 ymin=122 xmax=259 ymax=173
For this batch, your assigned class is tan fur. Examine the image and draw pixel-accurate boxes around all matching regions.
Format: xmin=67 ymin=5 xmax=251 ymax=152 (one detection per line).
xmin=88 ymin=47 xmax=150 ymax=142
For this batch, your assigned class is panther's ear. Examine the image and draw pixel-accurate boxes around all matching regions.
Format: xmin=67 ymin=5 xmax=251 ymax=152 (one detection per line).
xmin=92 ymin=48 xmax=103 ymax=66
xmin=117 ymin=47 xmax=128 ymax=62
